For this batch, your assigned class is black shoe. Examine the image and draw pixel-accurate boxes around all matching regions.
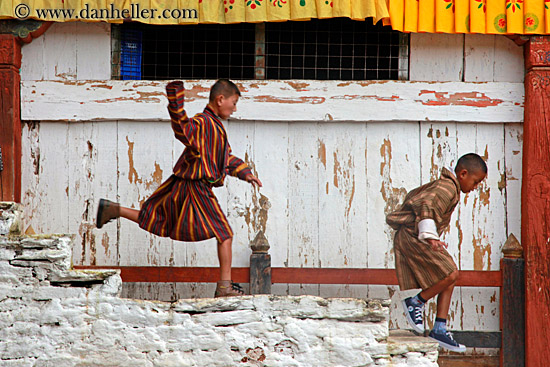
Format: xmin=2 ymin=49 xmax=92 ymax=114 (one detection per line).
xmin=428 ymin=329 xmax=467 ymax=352
xmin=96 ymin=199 xmax=120 ymax=229
xmin=402 ymin=297 xmax=424 ymax=334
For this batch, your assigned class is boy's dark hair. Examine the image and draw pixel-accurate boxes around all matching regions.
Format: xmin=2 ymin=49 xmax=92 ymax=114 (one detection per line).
xmin=209 ymin=79 xmax=241 ymax=102
xmin=455 ymin=153 xmax=487 ymax=174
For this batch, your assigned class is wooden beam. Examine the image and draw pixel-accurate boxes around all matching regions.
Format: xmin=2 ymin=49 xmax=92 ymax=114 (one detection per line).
xmin=452 ymin=331 xmax=502 ymax=348
xmin=523 ymin=35 xmax=550 ymax=367
xmin=73 ymin=266 xmax=501 ymax=287
xmin=20 ymin=80 xmax=524 ymax=123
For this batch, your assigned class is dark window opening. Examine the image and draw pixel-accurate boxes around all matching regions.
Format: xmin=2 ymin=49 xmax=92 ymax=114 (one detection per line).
xmin=112 ymin=19 xmax=409 ymax=81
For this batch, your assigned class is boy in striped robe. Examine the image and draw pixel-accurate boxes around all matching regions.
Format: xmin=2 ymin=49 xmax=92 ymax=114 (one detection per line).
xmin=96 ymin=79 xmax=262 ymax=297
xmin=386 ymin=153 xmax=487 ymax=352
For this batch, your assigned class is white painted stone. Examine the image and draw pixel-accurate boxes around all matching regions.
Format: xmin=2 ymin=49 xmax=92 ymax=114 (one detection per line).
xmin=0 ymin=219 xmax=438 ymax=367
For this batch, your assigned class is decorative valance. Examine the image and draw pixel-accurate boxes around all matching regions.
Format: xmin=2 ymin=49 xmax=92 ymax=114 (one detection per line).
xmin=389 ymin=0 xmax=550 ymax=34
xmin=1 ymin=0 xmax=548 ymax=34
xmin=0 ymin=1 xmax=390 ymax=25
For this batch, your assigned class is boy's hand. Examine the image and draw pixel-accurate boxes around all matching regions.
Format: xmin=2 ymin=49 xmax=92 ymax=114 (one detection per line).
xmin=245 ymin=174 xmax=263 ymax=188
xmin=427 ymin=239 xmax=448 ymax=252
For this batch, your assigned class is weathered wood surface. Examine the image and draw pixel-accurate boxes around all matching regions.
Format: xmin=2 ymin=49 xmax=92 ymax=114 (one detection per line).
xmin=0 ymin=34 xmax=22 ymax=202
xmin=74 ymin=265 xmax=501 ymax=287
xmin=523 ymin=36 xmax=550 ymax=367
xmin=17 ymin=23 xmax=526 ymax=330
xmin=410 ymin=34 xmax=524 ymax=83
xmin=21 ymin=120 xmax=521 ymax=332
xmin=20 ymin=79 xmax=525 ymax=123
xmin=501 ymin=258 xmax=524 ymax=367
xmin=20 ymin=22 xmax=111 ymax=81
xmin=249 ymin=253 xmax=272 ymax=294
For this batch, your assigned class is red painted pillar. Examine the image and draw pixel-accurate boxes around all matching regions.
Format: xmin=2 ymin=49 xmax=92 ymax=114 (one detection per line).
xmin=0 ymin=34 xmax=22 ymax=202
xmin=523 ymin=36 xmax=550 ymax=367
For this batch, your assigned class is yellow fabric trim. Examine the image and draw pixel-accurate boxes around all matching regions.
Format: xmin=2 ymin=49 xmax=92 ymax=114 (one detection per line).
xmin=390 ymin=0 xmax=550 ymax=33
xmin=3 ymin=0 xmax=544 ymax=33
xmin=1 ymin=0 xmax=390 ymax=25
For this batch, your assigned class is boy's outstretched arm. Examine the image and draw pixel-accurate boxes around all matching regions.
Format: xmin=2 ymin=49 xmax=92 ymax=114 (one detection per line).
xmin=165 ymin=81 xmax=201 ymax=154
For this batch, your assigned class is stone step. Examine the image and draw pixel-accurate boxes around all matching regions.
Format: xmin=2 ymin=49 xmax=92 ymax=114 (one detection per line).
xmin=0 ymin=202 xmax=22 ymax=236
xmin=384 ymin=330 xmax=440 ymax=366
xmin=1 ymin=231 xmax=119 ymax=287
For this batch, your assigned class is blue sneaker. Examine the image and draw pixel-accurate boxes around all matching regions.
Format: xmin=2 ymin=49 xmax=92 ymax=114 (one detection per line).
xmin=402 ymin=297 xmax=424 ymax=334
xmin=428 ymin=329 xmax=467 ymax=352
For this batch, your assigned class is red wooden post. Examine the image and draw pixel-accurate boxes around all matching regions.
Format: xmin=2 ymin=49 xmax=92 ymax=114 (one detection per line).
xmin=523 ymin=36 xmax=550 ymax=367
xmin=0 ymin=34 xmax=22 ymax=202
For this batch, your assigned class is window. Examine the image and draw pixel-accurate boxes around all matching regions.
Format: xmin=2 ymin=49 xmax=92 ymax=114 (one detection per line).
xmin=112 ymin=19 xmax=409 ymax=81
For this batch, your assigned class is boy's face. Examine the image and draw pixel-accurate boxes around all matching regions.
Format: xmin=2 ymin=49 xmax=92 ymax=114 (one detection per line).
xmin=216 ymin=93 xmax=239 ymax=120
xmin=457 ymin=169 xmax=486 ymax=193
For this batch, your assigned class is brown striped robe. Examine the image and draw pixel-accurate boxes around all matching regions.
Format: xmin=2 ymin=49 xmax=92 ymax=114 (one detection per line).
xmin=138 ymin=88 xmax=251 ymax=243
xmin=386 ymin=167 xmax=461 ymax=290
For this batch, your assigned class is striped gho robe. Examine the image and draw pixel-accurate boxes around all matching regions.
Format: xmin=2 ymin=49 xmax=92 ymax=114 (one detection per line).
xmin=138 ymin=82 xmax=252 ymax=243
xmin=386 ymin=167 xmax=460 ymax=290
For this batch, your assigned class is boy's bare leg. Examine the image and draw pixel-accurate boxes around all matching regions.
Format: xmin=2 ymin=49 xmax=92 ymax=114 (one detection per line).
xmin=436 ymin=282 xmax=456 ymax=319
xmin=215 ymin=237 xmax=245 ymax=297
xmin=419 ymin=270 xmax=458 ymax=302
xmin=119 ymin=206 xmax=140 ymax=223
xmin=217 ymin=238 xmax=233 ymax=281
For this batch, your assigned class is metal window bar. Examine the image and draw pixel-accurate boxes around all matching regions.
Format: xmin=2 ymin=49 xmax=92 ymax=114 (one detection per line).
xmin=112 ymin=20 xmax=408 ymax=81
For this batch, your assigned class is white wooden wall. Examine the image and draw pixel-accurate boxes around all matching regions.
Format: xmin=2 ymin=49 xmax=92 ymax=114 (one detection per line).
xmin=19 ymin=23 xmax=524 ymax=332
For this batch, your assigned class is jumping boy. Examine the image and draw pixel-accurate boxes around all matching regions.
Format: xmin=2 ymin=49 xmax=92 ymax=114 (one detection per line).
xmin=95 ymin=79 xmax=262 ymax=297
xmin=386 ymin=153 xmax=487 ymax=352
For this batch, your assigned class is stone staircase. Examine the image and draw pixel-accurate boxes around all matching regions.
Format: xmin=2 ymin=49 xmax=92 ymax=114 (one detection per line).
xmin=0 ymin=202 xmax=439 ymax=366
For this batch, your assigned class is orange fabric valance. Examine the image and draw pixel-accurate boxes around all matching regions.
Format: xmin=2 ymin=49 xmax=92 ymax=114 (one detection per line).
xmin=389 ymin=0 xmax=550 ymax=34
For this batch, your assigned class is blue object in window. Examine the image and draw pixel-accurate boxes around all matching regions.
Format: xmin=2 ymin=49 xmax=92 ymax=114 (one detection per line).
xmin=120 ymin=29 xmax=142 ymax=80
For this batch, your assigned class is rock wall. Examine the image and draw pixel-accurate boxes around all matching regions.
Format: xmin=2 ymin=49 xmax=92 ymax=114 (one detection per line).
xmin=0 ymin=202 xmax=438 ymax=366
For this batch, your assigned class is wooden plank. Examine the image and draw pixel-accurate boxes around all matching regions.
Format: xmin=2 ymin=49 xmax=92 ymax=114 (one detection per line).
xmin=504 ymin=124 xmax=523 ymax=241
xmin=74 ymin=266 xmax=502 ymax=286
xmin=21 ymin=122 xmax=70 ymax=235
xmin=317 ymin=122 xmax=368 ymax=298
xmin=43 ymin=22 xmax=77 ymax=80
xmin=452 ymin=331 xmax=502 ymax=348
xmin=251 ymin=121 xmax=290 ymax=269
xmin=67 ymin=121 xmax=118 ymax=266
xmin=460 ymin=287 xmax=500 ymax=331
xmin=410 ymin=33 xmax=464 ymax=81
xmin=464 ymin=34 xmax=496 ymax=82
xmin=456 ymin=123 xmax=507 ymax=332
xmin=20 ymin=33 xmax=45 ymax=81
xmin=493 ymin=35 xmax=524 ymax=83
xmin=75 ymin=22 xmax=111 ymax=80
xmin=501 ymin=258 xmax=525 ymax=367
xmin=224 ymin=120 xmax=256 ymax=268
xmin=367 ymin=122 xmax=420 ymax=269
xmin=438 ymin=354 xmax=499 ymax=367
xmin=367 ymin=122 xmax=420 ymax=329
xmin=116 ymin=121 xmax=175 ymax=268
xmin=288 ymin=122 xmax=320 ymax=296
xmin=20 ymin=80 xmax=525 ymax=123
